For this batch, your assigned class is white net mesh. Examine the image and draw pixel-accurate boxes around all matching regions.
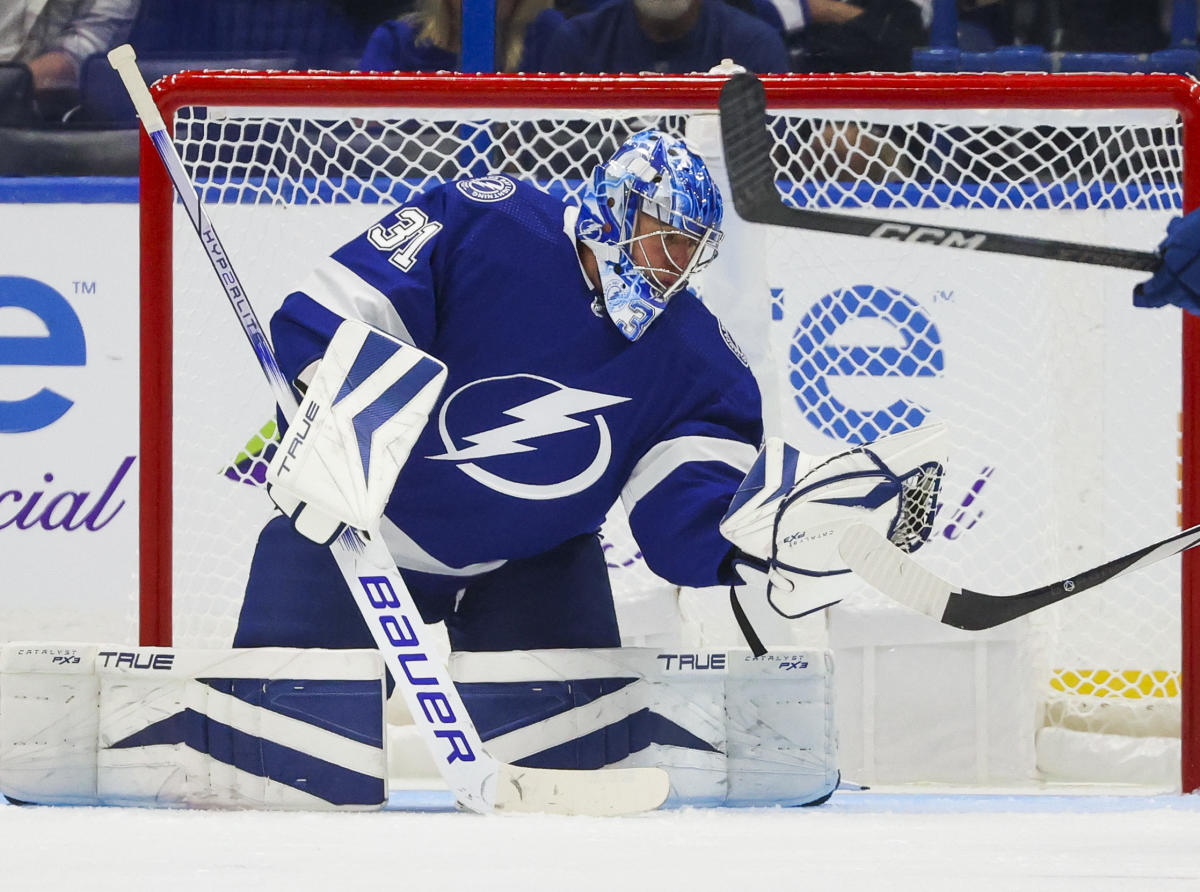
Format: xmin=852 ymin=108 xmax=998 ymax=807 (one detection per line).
xmin=755 ymin=106 xmax=1183 ymax=748
xmin=157 ymin=76 xmax=1186 ymax=782
xmin=770 ymin=110 xmax=1180 ymax=211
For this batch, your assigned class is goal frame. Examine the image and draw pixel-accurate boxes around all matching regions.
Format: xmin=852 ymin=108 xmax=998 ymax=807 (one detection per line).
xmin=136 ymin=70 xmax=1200 ymax=791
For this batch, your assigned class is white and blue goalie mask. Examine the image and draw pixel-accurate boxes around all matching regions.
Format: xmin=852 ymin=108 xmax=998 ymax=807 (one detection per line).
xmin=584 ymin=129 xmax=724 ymax=341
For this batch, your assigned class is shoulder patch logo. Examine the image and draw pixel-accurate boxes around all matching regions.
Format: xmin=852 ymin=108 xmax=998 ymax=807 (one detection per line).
xmin=456 ymin=175 xmax=516 ymax=203
xmin=719 ymin=321 xmax=750 ymax=367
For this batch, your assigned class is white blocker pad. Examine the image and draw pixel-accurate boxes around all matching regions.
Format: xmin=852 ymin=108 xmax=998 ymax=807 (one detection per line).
xmin=267 ymin=318 xmax=447 ymax=542
xmin=449 ymin=647 xmax=837 ymax=807
xmin=0 ymin=644 xmax=387 ymax=810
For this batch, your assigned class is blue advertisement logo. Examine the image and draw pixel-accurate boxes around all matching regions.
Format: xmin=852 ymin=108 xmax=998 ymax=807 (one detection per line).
xmin=0 ymin=276 xmax=86 ymax=433
xmin=789 ymin=284 xmax=944 ymax=444
xmin=786 ymin=283 xmax=995 ymax=541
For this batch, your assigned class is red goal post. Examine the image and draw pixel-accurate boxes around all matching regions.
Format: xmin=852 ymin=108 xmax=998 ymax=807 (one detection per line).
xmin=136 ymin=70 xmax=1200 ymax=790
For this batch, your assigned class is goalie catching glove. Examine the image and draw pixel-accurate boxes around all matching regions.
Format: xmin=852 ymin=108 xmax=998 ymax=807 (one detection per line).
xmin=267 ymin=319 xmax=447 ymax=545
xmin=719 ymin=423 xmax=946 ymax=619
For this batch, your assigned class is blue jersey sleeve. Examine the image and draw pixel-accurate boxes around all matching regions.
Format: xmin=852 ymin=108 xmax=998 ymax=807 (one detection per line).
xmin=358 ymin=18 xmax=458 ymax=72
xmin=623 ymin=355 xmax=763 ymax=588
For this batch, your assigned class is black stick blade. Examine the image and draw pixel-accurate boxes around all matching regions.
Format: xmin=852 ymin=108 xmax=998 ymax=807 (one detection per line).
xmin=719 ymin=72 xmax=790 ymax=225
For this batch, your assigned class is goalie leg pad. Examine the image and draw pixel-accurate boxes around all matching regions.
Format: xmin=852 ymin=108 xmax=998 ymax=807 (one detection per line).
xmin=0 ymin=644 xmax=100 ymax=806
xmin=267 ymin=319 xmax=447 ymax=544
xmin=449 ymin=647 xmax=837 ymax=807
xmin=0 ymin=644 xmax=387 ymax=810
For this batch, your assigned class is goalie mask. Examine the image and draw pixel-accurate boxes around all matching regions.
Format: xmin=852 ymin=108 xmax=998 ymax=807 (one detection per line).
xmin=584 ymin=129 xmax=724 ymax=341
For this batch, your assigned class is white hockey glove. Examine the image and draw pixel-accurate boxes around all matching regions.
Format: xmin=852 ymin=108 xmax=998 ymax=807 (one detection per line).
xmin=720 ymin=423 xmax=946 ymax=619
xmin=266 ymin=319 xmax=447 ymax=545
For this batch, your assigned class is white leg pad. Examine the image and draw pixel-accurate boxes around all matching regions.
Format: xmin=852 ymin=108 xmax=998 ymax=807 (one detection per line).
xmin=1 ymin=644 xmax=387 ymax=810
xmin=449 ymin=647 xmax=838 ymax=807
xmin=0 ymin=644 xmax=100 ymax=805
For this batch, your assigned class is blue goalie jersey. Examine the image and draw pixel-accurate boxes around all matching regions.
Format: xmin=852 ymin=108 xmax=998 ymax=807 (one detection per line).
xmin=271 ymin=175 xmax=763 ymax=591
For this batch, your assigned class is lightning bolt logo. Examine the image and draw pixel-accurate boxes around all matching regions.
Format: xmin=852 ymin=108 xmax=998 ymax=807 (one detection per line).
xmin=430 ymin=375 xmax=631 ymax=501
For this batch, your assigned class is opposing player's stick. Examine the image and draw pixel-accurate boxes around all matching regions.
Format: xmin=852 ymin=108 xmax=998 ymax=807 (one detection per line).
xmin=718 ymin=72 xmax=1160 ymax=272
xmin=838 ymin=521 xmax=1200 ymax=630
xmin=108 ymin=44 xmax=668 ymax=816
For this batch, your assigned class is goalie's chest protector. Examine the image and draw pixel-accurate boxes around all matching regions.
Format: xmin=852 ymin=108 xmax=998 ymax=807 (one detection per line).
xmin=316 ymin=178 xmax=753 ymax=571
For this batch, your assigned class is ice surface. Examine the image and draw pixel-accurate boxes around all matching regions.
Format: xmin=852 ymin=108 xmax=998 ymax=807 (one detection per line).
xmin=4 ymin=789 xmax=1200 ymax=890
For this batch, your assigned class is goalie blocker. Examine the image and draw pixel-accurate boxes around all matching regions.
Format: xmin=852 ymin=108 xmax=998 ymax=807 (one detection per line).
xmin=267 ymin=318 xmax=447 ymax=545
xmin=0 ymin=644 xmax=388 ymax=810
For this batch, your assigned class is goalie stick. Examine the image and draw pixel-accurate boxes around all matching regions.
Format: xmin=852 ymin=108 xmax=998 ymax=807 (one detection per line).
xmin=717 ymin=72 xmax=1159 ymax=272
xmin=108 ymin=44 xmax=668 ymax=817
xmin=838 ymin=521 xmax=1200 ymax=631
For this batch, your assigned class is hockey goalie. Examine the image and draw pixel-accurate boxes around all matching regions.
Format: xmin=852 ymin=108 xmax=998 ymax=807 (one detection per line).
xmin=0 ymin=123 xmax=945 ymax=812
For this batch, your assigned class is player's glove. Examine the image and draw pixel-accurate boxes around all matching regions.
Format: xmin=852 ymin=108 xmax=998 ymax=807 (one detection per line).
xmin=720 ymin=424 xmax=946 ymax=619
xmin=1134 ymin=208 xmax=1200 ymax=317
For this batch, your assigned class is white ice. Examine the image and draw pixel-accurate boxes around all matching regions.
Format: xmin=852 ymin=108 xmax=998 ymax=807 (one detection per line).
xmin=4 ymin=789 xmax=1200 ymax=891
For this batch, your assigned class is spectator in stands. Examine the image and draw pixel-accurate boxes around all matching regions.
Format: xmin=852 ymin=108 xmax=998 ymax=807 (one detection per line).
xmin=559 ymin=0 xmax=785 ymax=35
xmin=0 ymin=0 xmax=138 ymax=119
xmin=537 ymin=0 xmax=790 ymax=74
xmin=938 ymin=0 xmax=1170 ymax=55
xmin=717 ymin=0 xmax=787 ymax=39
xmin=360 ymin=0 xmax=564 ymax=72
xmin=785 ymin=0 xmax=927 ymax=72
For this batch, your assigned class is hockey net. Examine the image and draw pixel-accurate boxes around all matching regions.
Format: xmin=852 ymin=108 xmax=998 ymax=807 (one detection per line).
xmin=140 ymin=71 xmax=1199 ymax=790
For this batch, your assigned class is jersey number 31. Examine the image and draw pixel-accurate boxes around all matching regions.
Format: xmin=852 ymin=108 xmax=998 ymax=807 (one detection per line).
xmin=368 ymin=207 xmax=442 ymax=271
